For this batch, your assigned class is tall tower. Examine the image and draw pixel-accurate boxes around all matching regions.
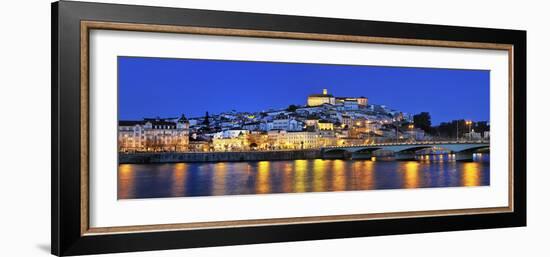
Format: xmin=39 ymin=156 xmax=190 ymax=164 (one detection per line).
xmin=323 ymin=89 xmax=328 ymax=95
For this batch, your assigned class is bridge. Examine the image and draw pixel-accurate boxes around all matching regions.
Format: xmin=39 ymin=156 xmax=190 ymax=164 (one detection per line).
xmin=321 ymin=141 xmax=489 ymax=161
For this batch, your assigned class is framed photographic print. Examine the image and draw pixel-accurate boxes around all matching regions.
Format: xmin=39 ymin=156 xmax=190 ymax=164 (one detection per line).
xmin=52 ymin=1 xmax=526 ymax=256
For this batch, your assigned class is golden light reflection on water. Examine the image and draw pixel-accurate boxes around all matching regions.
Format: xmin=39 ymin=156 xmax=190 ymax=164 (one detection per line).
xmin=171 ymin=163 xmax=188 ymax=196
xmin=402 ymin=161 xmax=420 ymax=189
xmin=462 ymin=162 xmax=481 ymax=187
xmin=118 ymin=164 xmax=134 ymax=199
xmin=256 ymin=161 xmax=271 ymax=194
xmin=331 ymin=160 xmax=346 ymax=191
xmin=312 ymin=159 xmax=326 ymax=192
xmin=282 ymin=162 xmax=293 ymax=193
xmin=294 ymin=160 xmax=308 ymax=192
xmin=119 ymin=153 xmax=489 ymax=199
xmin=212 ymin=162 xmax=227 ymax=195
xmin=357 ymin=160 xmax=375 ymax=190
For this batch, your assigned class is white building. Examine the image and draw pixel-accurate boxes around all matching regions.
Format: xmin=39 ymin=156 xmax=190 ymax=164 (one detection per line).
xmin=267 ymin=130 xmax=320 ymax=149
xmin=343 ymin=100 xmax=359 ymax=110
xmin=211 ymin=129 xmax=250 ymax=139
xmin=118 ymin=115 xmax=190 ymax=152
xmin=271 ymin=118 xmax=302 ymax=131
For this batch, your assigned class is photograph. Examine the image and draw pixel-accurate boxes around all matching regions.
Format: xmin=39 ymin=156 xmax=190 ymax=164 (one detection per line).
xmin=45 ymin=1 xmax=529 ymax=256
xmin=117 ymin=57 xmax=491 ymax=199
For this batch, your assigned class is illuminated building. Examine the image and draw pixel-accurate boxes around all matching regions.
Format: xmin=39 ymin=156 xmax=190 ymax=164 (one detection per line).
xmin=343 ymin=100 xmax=359 ymax=110
xmin=283 ymin=131 xmax=320 ymax=149
xmin=118 ymin=115 xmax=190 ymax=152
xmin=336 ymin=96 xmax=368 ymax=107
xmin=188 ymin=138 xmax=211 ymax=152
xmin=305 ymin=117 xmax=333 ymax=131
xmin=307 ymin=89 xmax=336 ymax=106
xmin=341 ymin=115 xmax=352 ymax=128
xmin=212 ymin=129 xmax=250 ymax=151
xmin=307 ymin=89 xmax=367 ymax=108
xmin=267 ymin=130 xmax=286 ymax=149
xmin=246 ymin=132 xmax=271 ymax=150
xmin=220 ymin=129 xmax=249 ymax=139
xmin=266 ymin=130 xmax=319 ymax=149
xmin=305 ymin=117 xmax=320 ymax=129
xmin=212 ymin=136 xmax=248 ymax=151
xmin=464 ymin=131 xmax=482 ymax=140
xmin=318 ymin=120 xmax=334 ymax=131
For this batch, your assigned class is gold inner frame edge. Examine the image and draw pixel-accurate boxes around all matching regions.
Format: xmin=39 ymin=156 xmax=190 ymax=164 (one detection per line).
xmin=80 ymin=20 xmax=514 ymax=236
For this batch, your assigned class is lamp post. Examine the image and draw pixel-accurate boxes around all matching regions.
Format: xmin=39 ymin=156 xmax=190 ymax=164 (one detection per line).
xmin=465 ymin=120 xmax=472 ymax=141
xmin=393 ymin=121 xmax=400 ymax=143
xmin=408 ymin=124 xmax=415 ymax=142
xmin=456 ymin=121 xmax=459 ymax=142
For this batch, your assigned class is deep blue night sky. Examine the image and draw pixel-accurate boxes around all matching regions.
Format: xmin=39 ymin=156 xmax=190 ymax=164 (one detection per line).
xmin=118 ymin=56 xmax=489 ymax=125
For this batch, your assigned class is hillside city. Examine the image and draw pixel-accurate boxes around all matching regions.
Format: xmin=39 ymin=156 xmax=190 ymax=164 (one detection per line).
xmin=118 ymin=89 xmax=490 ymax=152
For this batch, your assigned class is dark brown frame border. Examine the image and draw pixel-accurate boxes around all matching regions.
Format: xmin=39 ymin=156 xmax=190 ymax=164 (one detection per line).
xmin=80 ymin=20 xmax=515 ymax=236
xmin=53 ymin=1 xmax=526 ymax=256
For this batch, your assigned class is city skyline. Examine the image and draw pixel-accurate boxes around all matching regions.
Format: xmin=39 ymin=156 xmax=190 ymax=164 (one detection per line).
xmin=118 ymin=56 xmax=490 ymax=125
xmin=118 ymin=56 xmax=491 ymax=199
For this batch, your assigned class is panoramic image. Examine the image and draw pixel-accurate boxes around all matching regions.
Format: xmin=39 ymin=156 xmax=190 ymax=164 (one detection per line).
xmin=117 ymin=56 xmax=490 ymax=199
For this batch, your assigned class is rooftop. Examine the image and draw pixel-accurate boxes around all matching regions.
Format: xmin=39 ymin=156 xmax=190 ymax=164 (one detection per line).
xmin=119 ymin=120 xmax=144 ymax=126
xmin=308 ymin=93 xmax=334 ymax=97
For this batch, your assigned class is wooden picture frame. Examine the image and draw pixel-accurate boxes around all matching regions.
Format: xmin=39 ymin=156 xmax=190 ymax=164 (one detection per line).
xmin=52 ymin=1 xmax=526 ymax=256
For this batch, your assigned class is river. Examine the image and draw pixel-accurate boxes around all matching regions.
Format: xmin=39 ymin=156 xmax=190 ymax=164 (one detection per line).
xmin=118 ymin=153 xmax=490 ymax=199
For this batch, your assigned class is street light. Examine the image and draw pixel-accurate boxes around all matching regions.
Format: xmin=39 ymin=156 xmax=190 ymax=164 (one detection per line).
xmin=393 ymin=121 xmax=400 ymax=143
xmin=465 ymin=120 xmax=472 ymax=141
xmin=408 ymin=124 xmax=415 ymax=142
xmin=456 ymin=121 xmax=459 ymax=142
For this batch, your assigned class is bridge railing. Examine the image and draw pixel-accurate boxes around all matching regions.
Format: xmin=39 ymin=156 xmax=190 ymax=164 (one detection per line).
xmin=322 ymin=140 xmax=489 ymax=149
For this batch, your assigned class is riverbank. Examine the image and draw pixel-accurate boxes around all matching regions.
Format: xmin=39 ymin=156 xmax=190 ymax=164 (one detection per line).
xmin=119 ymin=149 xmax=322 ymax=164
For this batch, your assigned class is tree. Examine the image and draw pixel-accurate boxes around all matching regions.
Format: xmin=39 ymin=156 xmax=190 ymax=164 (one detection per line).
xmin=413 ymin=112 xmax=432 ymax=133
xmin=286 ymin=104 xmax=299 ymax=112
xmin=433 ymin=119 xmax=466 ymax=140
xmin=203 ymin=111 xmax=210 ymax=126
xmin=474 ymin=121 xmax=490 ymax=134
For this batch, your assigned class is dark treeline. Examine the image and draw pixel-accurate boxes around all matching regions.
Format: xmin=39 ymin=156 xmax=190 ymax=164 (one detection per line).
xmin=408 ymin=112 xmax=489 ymax=139
xmin=432 ymin=120 xmax=489 ymax=139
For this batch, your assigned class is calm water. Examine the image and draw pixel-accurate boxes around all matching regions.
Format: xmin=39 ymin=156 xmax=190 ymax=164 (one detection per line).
xmin=118 ymin=154 xmax=490 ymax=199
